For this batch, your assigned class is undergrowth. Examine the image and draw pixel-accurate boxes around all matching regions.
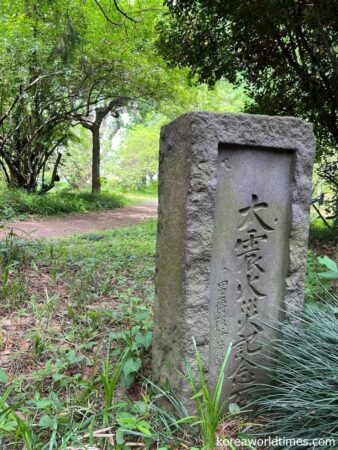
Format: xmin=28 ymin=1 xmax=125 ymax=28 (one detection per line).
xmin=309 ymin=218 xmax=337 ymax=242
xmin=0 ymin=218 xmax=336 ymax=448
xmin=250 ymin=299 xmax=338 ymax=449
xmin=0 ymin=221 xmax=165 ymax=449
xmin=0 ymin=188 xmax=125 ymax=221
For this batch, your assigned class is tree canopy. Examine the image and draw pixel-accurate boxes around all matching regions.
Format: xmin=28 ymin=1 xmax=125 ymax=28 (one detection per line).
xmin=105 ymin=79 xmax=246 ymax=189
xmin=0 ymin=0 xmax=177 ymax=192
xmin=159 ymin=0 xmax=338 ymax=158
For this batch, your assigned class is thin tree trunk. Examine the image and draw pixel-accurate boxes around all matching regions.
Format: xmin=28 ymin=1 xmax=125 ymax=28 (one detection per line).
xmin=91 ymin=125 xmax=101 ymax=194
xmin=39 ymin=153 xmax=62 ymax=194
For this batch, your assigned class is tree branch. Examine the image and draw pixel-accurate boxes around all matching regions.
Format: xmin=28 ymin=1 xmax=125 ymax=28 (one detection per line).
xmin=0 ymin=72 xmax=64 ymax=126
xmin=312 ymin=203 xmax=332 ymax=229
xmin=94 ymin=0 xmax=121 ymax=26
xmin=315 ymin=10 xmax=338 ymax=76
xmin=112 ymin=0 xmax=140 ymax=23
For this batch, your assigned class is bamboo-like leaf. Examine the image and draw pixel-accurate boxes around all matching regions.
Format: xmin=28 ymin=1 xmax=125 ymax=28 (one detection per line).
xmin=182 ymin=339 xmax=235 ymax=449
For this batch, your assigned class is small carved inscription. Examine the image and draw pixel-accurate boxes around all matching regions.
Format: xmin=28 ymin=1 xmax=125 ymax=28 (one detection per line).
xmin=215 ymin=272 xmax=229 ymax=365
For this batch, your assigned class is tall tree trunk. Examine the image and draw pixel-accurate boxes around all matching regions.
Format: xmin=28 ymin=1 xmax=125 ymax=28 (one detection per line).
xmin=77 ymin=99 xmax=121 ymax=195
xmin=91 ymin=125 xmax=101 ymax=194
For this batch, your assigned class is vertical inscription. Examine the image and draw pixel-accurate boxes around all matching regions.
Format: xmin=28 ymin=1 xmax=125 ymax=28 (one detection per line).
xmin=229 ymin=194 xmax=276 ymax=404
xmin=209 ymin=145 xmax=294 ymax=407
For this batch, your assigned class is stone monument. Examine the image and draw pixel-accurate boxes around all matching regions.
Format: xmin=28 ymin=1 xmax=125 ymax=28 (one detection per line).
xmin=152 ymin=112 xmax=315 ymax=408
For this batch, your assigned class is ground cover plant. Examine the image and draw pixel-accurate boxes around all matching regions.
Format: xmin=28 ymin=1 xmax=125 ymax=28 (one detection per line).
xmin=249 ymin=294 xmax=338 ymax=449
xmin=0 ymin=220 xmax=259 ymax=449
xmin=245 ymin=256 xmax=338 ymax=450
xmin=181 ymin=341 xmax=239 ymax=449
xmin=0 ymin=221 xmax=165 ymax=449
xmin=1 ymin=220 xmax=229 ymax=449
xmin=0 ymin=188 xmax=125 ymax=221
xmin=309 ymin=218 xmax=338 ymax=248
xmin=0 ymin=218 xmax=336 ymax=449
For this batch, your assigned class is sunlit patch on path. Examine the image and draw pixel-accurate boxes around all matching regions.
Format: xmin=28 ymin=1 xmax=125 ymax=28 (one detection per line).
xmin=0 ymin=201 xmax=158 ymax=240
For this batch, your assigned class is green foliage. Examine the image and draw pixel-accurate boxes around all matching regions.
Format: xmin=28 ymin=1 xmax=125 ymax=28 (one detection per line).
xmin=0 ymin=0 xmax=248 ymax=193
xmin=111 ymin=79 xmax=246 ymax=189
xmin=0 ymin=0 xmax=190 ymax=192
xmin=101 ymin=343 xmax=129 ymax=411
xmin=160 ymin=1 xmax=338 ymax=156
xmin=113 ymin=120 xmax=161 ymax=190
xmin=180 ymin=339 xmax=236 ymax=449
xmin=309 ymin=218 xmax=337 ymax=241
xmin=310 ymin=164 xmax=338 ymax=232
xmin=160 ymin=0 xmax=338 ymax=224
xmin=0 ymin=220 xmax=157 ymax=448
xmin=318 ymin=256 xmax=338 ymax=280
xmin=60 ymin=127 xmax=93 ymax=189
xmin=0 ymin=220 xmax=204 ymax=448
xmin=0 ymin=386 xmax=34 ymax=449
xmin=0 ymin=188 xmax=124 ymax=220
xmin=0 ymin=0 xmax=84 ymax=191
xmin=305 ymin=253 xmax=325 ymax=302
xmin=250 ymin=295 xmax=338 ymax=449
xmin=0 ymin=231 xmax=32 ymax=309
xmin=115 ymin=409 xmax=153 ymax=447
xmin=110 ymin=309 xmax=153 ymax=387
xmin=305 ymin=254 xmax=338 ymax=302
xmin=0 ymin=230 xmax=31 ymax=265
xmin=317 ymin=155 xmax=338 ymax=228
xmin=0 ymin=214 xmax=335 ymax=448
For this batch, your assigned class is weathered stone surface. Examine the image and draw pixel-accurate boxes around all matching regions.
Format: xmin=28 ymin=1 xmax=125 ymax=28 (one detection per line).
xmin=152 ymin=112 xmax=316 ymax=408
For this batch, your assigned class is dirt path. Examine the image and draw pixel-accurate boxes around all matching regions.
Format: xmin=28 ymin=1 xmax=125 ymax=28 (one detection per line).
xmin=0 ymin=201 xmax=158 ymax=240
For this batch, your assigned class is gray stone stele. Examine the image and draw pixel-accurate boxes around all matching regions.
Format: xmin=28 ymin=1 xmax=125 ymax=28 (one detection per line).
xmin=152 ymin=112 xmax=316 ymax=409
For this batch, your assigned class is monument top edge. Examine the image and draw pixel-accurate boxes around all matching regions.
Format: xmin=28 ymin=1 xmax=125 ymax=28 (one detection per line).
xmin=160 ymin=112 xmax=315 ymax=152
xmin=163 ymin=111 xmax=313 ymax=129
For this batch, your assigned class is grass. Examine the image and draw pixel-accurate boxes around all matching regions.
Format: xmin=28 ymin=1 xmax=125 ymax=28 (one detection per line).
xmin=118 ymin=183 xmax=158 ymax=205
xmin=0 ymin=220 xmax=257 ymax=449
xmin=0 ymin=221 xmax=159 ymax=449
xmin=0 ymin=187 xmax=125 ymax=221
xmin=0 ymin=385 xmax=34 ymax=450
xmin=181 ymin=340 xmax=238 ymax=450
xmin=249 ymin=296 xmax=338 ymax=449
xmin=101 ymin=343 xmax=129 ymax=412
xmin=0 ymin=220 xmax=211 ymax=449
xmin=0 ymin=216 xmax=336 ymax=448
xmin=124 ymin=192 xmax=158 ymax=205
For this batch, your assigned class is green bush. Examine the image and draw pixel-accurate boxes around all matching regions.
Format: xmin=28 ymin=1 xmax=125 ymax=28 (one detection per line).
xmin=250 ymin=296 xmax=338 ymax=449
xmin=309 ymin=218 xmax=337 ymax=242
xmin=0 ymin=188 xmax=125 ymax=220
